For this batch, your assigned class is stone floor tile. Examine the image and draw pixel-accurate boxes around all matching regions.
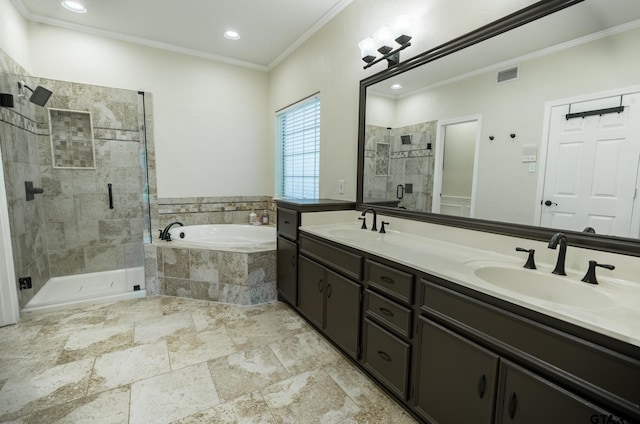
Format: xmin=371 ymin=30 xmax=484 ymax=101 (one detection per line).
xmin=171 ymin=391 xmax=277 ymax=424
xmin=57 ymin=324 xmax=133 ymax=364
xmin=133 ymin=312 xmax=194 ymax=344
xmin=207 ymin=345 xmax=290 ymax=402
xmin=167 ymin=326 xmax=236 ymax=370
xmin=130 ymin=362 xmax=219 ymax=424
xmin=260 ymin=369 xmax=360 ymax=424
xmin=269 ymin=330 xmax=343 ymax=375
xmin=87 ymin=340 xmax=169 ymax=394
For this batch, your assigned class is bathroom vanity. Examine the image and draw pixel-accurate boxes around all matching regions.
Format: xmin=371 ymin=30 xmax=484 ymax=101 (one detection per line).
xmin=275 ymin=201 xmax=640 ymax=424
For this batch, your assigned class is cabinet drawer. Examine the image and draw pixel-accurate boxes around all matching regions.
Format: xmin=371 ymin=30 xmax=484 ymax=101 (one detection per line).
xmin=299 ymin=235 xmax=362 ymax=280
xmin=277 ymin=208 xmax=299 ymax=240
xmin=365 ymin=290 xmax=412 ymax=338
xmin=366 ymin=260 xmax=414 ymax=304
xmin=363 ymin=318 xmax=411 ymax=400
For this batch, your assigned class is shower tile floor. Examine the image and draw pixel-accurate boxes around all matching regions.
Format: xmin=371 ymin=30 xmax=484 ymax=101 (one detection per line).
xmin=0 ymin=296 xmax=418 ymax=423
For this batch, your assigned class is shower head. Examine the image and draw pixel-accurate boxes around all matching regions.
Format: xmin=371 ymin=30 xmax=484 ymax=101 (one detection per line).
xmin=28 ymin=86 xmax=52 ymax=107
xmin=17 ymin=81 xmax=53 ymax=107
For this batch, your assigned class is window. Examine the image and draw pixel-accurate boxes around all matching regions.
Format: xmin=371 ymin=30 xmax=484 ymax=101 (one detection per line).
xmin=276 ymin=95 xmax=320 ymax=198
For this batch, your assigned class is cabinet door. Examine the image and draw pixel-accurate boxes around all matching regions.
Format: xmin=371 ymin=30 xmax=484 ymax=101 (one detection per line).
xmin=276 ymin=236 xmax=297 ymax=306
xmin=496 ymin=360 xmax=622 ymax=424
xmin=325 ymin=269 xmax=361 ymax=359
xmin=297 ymin=255 xmax=324 ymax=329
xmin=415 ymin=317 xmax=499 ymax=424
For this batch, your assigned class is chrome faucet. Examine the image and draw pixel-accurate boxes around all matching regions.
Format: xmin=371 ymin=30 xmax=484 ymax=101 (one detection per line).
xmin=160 ymin=221 xmax=183 ymax=241
xmin=361 ymin=208 xmax=377 ymax=231
xmin=548 ymin=232 xmax=567 ymax=275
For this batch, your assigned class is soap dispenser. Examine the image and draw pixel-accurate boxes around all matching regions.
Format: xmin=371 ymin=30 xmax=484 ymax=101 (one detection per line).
xmin=249 ymin=210 xmax=257 ymax=225
xmin=261 ymin=210 xmax=269 ymax=225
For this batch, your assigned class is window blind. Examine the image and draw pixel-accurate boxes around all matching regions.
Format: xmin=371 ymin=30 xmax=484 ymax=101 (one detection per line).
xmin=276 ymin=95 xmax=320 ymax=198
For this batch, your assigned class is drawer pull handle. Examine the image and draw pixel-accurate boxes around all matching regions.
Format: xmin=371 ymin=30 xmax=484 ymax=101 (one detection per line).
xmin=318 ymin=278 xmax=323 ymax=292
xmin=508 ymin=392 xmax=517 ymax=419
xmin=377 ymin=351 xmax=392 ymax=362
xmin=290 ymin=256 xmax=296 ymax=267
xmin=327 ymin=284 xmax=332 ymax=298
xmin=379 ymin=307 xmax=394 ymax=317
xmin=284 ymin=220 xmax=290 ymax=224
xmin=380 ymin=276 xmax=395 ymax=285
xmin=477 ymin=374 xmax=486 ymax=399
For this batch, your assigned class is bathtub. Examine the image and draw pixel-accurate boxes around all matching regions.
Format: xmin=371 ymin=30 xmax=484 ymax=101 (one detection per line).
xmin=22 ymin=267 xmax=146 ymax=315
xmin=167 ymin=224 xmax=276 ymax=250
xmin=159 ymin=224 xmax=277 ymax=305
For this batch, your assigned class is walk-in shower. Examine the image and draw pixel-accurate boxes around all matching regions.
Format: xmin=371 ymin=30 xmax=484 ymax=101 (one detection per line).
xmin=0 ymin=72 xmax=152 ymax=313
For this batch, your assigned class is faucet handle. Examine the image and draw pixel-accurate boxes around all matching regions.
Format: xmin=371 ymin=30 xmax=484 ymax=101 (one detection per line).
xmin=515 ymin=247 xmax=536 ymax=269
xmin=380 ymin=221 xmax=390 ymax=234
xmin=581 ymin=260 xmax=615 ymax=285
xmin=358 ymin=217 xmax=367 ymax=230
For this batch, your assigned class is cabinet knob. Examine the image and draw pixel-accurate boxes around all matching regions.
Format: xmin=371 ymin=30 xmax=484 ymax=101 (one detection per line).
xmin=508 ymin=392 xmax=518 ymax=419
xmin=477 ymin=374 xmax=486 ymax=399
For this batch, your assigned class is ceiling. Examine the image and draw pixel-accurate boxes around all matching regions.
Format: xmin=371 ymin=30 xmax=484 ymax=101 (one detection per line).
xmin=11 ymin=0 xmax=352 ymax=71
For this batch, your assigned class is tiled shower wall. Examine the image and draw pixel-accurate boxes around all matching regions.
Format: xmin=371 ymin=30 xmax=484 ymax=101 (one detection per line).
xmin=0 ymin=50 xmax=50 ymax=308
xmin=364 ymin=123 xmax=436 ymax=212
xmin=34 ymin=78 xmax=148 ymax=279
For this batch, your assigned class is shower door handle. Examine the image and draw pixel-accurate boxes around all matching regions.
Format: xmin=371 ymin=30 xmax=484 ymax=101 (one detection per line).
xmin=108 ymin=183 xmax=114 ymax=209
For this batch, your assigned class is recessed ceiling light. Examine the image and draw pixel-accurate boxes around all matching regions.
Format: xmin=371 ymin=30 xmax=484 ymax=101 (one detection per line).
xmin=223 ymin=30 xmax=240 ymax=40
xmin=61 ymin=1 xmax=87 ymax=13
xmin=391 ymin=83 xmax=402 ymax=90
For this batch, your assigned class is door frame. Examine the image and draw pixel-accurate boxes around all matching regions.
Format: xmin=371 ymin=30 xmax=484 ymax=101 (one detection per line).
xmin=432 ymin=115 xmax=482 ymax=217
xmin=535 ymin=85 xmax=640 ymax=234
xmin=0 ymin=154 xmax=20 ymax=326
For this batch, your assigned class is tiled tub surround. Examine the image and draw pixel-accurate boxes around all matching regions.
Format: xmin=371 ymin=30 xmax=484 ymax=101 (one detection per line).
xmin=156 ymin=196 xmax=276 ymax=231
xmin=156 ymin=243 xmax=277 ymax=306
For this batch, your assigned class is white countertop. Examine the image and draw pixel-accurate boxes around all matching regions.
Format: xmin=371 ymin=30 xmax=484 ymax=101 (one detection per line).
xmin=300 ymin=222 xmax=640 ymax=348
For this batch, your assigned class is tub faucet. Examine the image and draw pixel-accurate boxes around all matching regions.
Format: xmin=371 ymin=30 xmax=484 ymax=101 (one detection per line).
xmin=160 ymin=221 xmax=183 ymax=241
xmin=548 ymin=232 xmax=567 ymax=275
xmin=361 ymin=208 xmax=377 ymax=232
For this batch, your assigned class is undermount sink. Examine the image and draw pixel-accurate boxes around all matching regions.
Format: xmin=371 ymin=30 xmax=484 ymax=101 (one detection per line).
xmin=465 ymin=262 xmax=617 ymax=310
xmin=326 ymin=228 xmax=380 ymax=242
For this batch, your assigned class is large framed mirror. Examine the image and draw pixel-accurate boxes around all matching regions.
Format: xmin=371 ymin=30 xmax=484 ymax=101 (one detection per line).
xmin=357 ymin=0 xmax=640 ymax=256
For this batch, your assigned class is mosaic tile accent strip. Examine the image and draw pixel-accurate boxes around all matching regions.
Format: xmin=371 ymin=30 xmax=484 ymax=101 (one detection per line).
xmin=49 ymin=109 xmax=95 ymax=169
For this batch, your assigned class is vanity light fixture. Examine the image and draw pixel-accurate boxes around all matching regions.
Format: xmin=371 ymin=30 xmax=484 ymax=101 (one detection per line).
xmin=359 ymin=15 xmax=413 ymax=69
xmin=223 ymin=30 xmax=240 ymax=40
xmin=61 ymin=1 xmax=87 ymax=13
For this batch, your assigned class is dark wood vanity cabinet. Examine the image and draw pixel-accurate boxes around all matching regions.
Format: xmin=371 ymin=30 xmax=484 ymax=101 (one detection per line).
xmin=276 ymin=235 xmax=297 ymax=306
xmin=298 ymin=238 xmax=362 ymax=359
xmin=276 ymin=207 xmax=300 ymax=306
xmin=274 ymin=202 xmax=639 ymax=423
xmin=414 ymin=317 xmax=498 ymax=424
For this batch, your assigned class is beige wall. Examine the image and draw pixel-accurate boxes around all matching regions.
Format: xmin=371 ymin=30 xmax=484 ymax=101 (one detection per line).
xmin=2 ymin=0 xmax=540 ymax=202
xmin=268 ymin=0 xmax=537 ymax=200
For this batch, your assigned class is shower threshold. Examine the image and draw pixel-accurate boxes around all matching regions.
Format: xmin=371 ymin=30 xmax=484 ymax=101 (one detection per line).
xmin=21 ymin=267 xmax=146 ymax=315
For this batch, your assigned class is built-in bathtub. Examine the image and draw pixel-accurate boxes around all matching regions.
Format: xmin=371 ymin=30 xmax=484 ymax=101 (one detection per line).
xmin=22 ymin=267 xmax=146 ymax=315
xmin=158 ymin=224 xmax=277 ymax=305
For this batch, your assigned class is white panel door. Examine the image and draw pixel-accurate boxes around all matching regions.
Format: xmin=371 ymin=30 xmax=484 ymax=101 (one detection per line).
xmin=541 ymin=93 xmax=640 ymax=237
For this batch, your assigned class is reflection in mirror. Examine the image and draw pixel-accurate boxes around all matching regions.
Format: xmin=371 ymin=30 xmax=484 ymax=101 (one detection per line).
xmin=361 ymin=0 xmax=640 ymax=240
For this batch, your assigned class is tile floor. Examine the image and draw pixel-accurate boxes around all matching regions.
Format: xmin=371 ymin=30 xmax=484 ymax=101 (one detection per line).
xmin=0 ymin=296 xmax=418 ymax=423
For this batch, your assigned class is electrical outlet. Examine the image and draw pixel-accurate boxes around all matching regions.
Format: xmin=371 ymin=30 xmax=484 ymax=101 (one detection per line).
xmin=338 ymin=179 xmax=345 ymax=194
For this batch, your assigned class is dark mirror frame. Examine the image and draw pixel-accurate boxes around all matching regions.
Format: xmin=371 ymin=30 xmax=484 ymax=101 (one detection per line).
xmin=356 ymin=0 xmax=640 ymax=257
